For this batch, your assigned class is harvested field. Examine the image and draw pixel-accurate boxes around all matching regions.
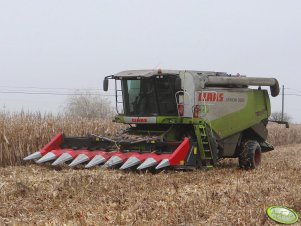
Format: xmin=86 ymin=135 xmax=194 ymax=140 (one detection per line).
xmin=0 ymin=145 xmax=300 ymax=225
xmin=0 ymin=112 xmax=300 ymax=225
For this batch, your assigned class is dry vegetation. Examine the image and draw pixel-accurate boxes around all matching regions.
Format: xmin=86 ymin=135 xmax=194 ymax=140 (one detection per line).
xmin=0 ymin=112 xmax=124 ymax=166
xmin=1 ymin=112 xmax=300 ymax=167
xmin=0 ymin=145 xmax=300 ymax=226
xmin=267 ymin=123 xmax=301 ymax=146
xmin=0 ymin=112 xmax=300 ymax=225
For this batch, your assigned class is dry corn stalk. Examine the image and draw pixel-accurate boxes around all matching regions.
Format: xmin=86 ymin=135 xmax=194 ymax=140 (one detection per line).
xmin=0 ymin=112 xmax=300 ymax=166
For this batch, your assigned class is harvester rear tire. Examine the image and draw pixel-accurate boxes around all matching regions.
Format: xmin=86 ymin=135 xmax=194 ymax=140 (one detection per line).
xmin=239 ymin=140 xmax=261 ymax=170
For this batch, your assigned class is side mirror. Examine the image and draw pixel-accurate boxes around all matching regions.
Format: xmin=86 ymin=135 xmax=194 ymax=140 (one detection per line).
xmin=103 ymin=78 xmax=109 ymax=91
xmin=175 ymin=77 xmax=181 ymax=91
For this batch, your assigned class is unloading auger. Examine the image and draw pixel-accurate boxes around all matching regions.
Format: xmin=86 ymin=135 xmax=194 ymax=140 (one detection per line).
xmin=24 ymin=70 xmax=280 ymax=170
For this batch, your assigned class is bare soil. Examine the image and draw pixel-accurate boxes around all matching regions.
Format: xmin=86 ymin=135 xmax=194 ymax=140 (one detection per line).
xmin=0 ymin=145 xmax=300 ymax=226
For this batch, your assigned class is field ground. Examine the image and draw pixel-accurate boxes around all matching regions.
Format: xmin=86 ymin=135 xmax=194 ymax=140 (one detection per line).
xmin=0 ymin=144 xmax=300 ymax=226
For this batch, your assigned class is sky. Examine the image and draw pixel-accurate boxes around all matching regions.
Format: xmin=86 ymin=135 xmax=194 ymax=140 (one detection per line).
xmin=0 ymin=0 xmax=300 ymax=122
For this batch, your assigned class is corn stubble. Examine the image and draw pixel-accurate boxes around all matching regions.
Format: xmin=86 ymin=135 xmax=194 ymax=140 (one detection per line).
xmin=0 ymin=112 xmax=300 ymax=225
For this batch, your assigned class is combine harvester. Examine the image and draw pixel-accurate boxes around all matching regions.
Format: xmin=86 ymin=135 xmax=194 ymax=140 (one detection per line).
xmin=24 ymin=70 xmax=280 ymax=170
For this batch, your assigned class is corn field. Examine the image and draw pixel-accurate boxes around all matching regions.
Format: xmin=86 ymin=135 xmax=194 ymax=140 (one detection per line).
xmin=0 ymin=111 xmax=125 ymax=167
xmin=0 ymin=111 xmax=300 ymax=167
xmin=0 ymin=111 xmax=300 ymax=225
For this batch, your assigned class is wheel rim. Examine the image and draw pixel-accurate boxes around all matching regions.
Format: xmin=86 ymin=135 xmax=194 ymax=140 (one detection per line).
xmin=254 ymin=149 xmax=261 ymax=167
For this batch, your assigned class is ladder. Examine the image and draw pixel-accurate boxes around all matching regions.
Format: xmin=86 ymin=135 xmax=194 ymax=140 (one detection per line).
xmin=194 ymin=122 xmax=218 ymax=168
xmin=193 ymin=90 xmax=219 ymax=168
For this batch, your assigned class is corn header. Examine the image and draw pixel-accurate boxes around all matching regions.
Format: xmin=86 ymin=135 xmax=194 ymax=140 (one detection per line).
xmin=24 ymin=70 xmax=280 ymax=170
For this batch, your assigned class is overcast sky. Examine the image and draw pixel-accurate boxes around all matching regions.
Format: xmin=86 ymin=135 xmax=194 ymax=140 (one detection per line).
xmin=0 ymin=0 xmax=300 ymax=122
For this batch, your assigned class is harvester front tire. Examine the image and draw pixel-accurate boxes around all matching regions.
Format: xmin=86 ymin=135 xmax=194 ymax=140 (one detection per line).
xmin=239 ymin=140 xmax=261 ymax=170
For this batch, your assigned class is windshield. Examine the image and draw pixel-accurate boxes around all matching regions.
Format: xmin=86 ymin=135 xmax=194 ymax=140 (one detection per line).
xmin=121 ymin=76 xmax=178 ymax=116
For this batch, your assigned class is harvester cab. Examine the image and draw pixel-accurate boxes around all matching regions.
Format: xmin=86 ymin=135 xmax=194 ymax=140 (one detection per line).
xmin=24 ymin=69 xmax=280 ymax=171
xmin=105 ymin=70 xmax=182 ymax=117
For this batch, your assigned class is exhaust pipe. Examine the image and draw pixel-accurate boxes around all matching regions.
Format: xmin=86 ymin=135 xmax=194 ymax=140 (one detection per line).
xmin=203 ymin=76 xmax=280 ymax=97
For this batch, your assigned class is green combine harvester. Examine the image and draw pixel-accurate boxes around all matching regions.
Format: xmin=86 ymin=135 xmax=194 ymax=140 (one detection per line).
xmin=24 ymin=69 xmax=280 ymax=170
